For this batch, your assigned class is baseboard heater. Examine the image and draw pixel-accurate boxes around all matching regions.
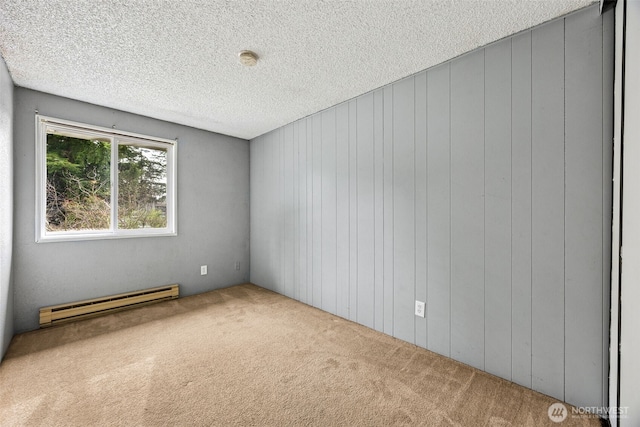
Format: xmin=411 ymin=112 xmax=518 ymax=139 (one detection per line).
xmin=39 ymin=284 xmax=179 ymax=328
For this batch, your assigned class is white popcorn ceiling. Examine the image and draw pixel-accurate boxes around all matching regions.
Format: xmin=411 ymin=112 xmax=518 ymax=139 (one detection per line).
xmin=0 ymin=0 xmax=595 ymax=140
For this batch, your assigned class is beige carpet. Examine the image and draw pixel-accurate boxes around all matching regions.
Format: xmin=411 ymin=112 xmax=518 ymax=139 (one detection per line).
xmin=0 ymin=284 xmax=603 ymax=426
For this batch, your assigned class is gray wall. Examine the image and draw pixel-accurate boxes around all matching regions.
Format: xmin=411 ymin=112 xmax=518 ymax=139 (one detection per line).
xmin=13 ymin=88 xmax=250 ymax=333
xmin=0 ymin=57 xmax=14 ymax=357
xmin=250 ymin=5 xmax=613 ymax=409
xmin=620 ymin=1 xmax=640 ymax=424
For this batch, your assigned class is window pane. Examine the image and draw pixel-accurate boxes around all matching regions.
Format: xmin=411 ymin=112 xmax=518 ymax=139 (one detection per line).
xmin=37 ymin=116 xmax=177 ymax=242
xmin=118 ymin=144 xmax=167 ymax=229
xmin=46 ymin=132 xmax=111 ymax=232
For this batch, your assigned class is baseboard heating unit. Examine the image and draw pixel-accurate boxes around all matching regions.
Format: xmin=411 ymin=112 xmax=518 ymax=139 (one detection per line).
xmin=39 ymin=284 xmax=180 ymax=327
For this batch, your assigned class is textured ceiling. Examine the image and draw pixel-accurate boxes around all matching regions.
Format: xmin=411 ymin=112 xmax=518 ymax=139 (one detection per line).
xmin=0 ymin=0 xmax=595 ymax=140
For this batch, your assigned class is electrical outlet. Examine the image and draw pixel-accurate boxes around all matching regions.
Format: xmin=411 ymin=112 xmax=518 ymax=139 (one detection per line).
xmin=235 ymin=261 xmax=240 ymax=271
xmin=200 ymin=265 xmax=207 ymax=275
xmin=415 ymin=300 xmax=425 ymax=318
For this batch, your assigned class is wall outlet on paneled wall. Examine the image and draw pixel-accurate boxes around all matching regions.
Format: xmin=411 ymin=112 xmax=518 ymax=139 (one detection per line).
xmin=415 ymin=301 xmax=425 ymax=318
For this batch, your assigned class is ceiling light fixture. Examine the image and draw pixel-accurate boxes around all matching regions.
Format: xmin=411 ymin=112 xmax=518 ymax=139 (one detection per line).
xmin=238 ymin=50 xmax=258 ymax=67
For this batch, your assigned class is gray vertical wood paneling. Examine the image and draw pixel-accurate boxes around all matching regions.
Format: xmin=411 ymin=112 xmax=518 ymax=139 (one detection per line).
xmin=280 ymin=129 xmax=287 ymax=295
xmin=393 ymin=77 xmax=415 ymax=344
xmin=321 ymin=110 xmax=337 ymax=314
xmin=484 ymin=38 xmax=512 ymax=380
xmin=276 ymin=130 xmax=283 ymax=294
xmin=601 ymin=9 xmax=614 ymax=405
xmin=249 ymin=135 xmax=258 ymax=280
xmin=282 ymin=127 xmax=288 ymax=297
xmin=531 ymin=18 xmax=565 ymax=399
xmin=268 ymin=131 xmax=279 ymax=292
xmin=564 ymin=8 xmax=603 ymax=407
xmin=262 ymin=132 xmax=272 ymax=290
xmin=373 ymin=89 xmax=385 ymax=333
xmin=298 ymin=120 xmax=309 ymax=304
xmin=249 ymin=135 xmax=263 ymax=285
xmin=284 ymin=124 xmax=295 ymax=299
xmin=336 ymin=103 xmax=350 ymax=319
xmin=511 ymin=31 xmax=533 ymax=389
xmin=272 ymin=131 xmax=279 ymax=291
xmin=293 ymin=122 xmax=300 ymax=301
xmin=255 ymin=133 xmax=265 ymax=287
xmin=349 ymin=100 xmax=358 ymax=321
xmin=259 ymin=134 xmax=268 ymax=288
xmin=277 ymin=130 xmax=282 ymax=292
xmin=306 ymin=118 xmax=313 ymax=304
xmin=357 ymin=93 xmax=375 ymax=328
xmin=414 ymin=71 xmax=428 ymax=349
xmin=450 ymin=50 xmax=485 ymax=370
xmin=383 ymin=87 xmax=394 ymax=336
xmin=312 ymin=115 xmax=323 ymax=307
xmin=271 ymin=130 xmax=280 ymax=291
xmin=277 ymin=130 xmax=283 ymax=294
xmin=427 ymin=63 xmax=451 ymax=358
xmin=249 ymin=4 xmax=611 ymax=409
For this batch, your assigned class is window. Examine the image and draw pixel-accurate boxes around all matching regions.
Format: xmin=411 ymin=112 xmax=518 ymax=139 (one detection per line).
xmin=36 ymin=115 xmax=177 ymax=242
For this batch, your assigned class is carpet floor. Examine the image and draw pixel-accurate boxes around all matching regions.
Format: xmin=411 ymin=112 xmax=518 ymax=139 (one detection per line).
xmin=0 ymin=283 xmax=603 ymax=426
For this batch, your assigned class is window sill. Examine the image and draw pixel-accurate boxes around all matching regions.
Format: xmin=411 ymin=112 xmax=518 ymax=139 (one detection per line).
xmin=36 ymin=230 xmax=178 ymax=243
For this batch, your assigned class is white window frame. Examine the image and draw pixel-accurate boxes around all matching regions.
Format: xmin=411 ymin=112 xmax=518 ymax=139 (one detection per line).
xmin=35 ymin=115 xmax=177 ymax=242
